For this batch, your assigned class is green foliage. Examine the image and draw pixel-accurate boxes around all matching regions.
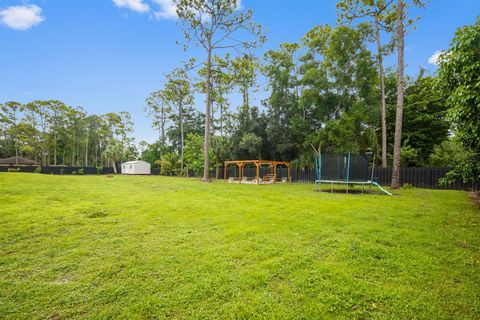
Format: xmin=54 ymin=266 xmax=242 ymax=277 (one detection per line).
xmin=34 ymin=166 xmax=42 ymax=174
xmin=384 ymin=71 xmax=450 ymax=165
xmin=7 ymin=168 xmax=21 ymax=173
xmin=155 ymin=153 xmax=181 ymax=176
xmin=77 ymin=168 xmax=84 ymax=175
xmin=184 ymin=133 xmax=214 ymax=176
xmin=1 ymin=99 xmax=136 ymax=169
xmin=96 ymin=166 xmax=104 ymax=175
xmin=400 ymin=145 xmax=420 ymax=167
xmin=438 ymin=18 xmax=480 ymax=186
xmin=262 ymin=23 xmax=378 ymax=160
xmin=429 ymin=139 xmax=468 ymax=167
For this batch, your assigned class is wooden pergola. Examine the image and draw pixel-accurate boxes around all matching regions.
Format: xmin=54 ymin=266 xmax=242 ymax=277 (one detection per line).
xmin=224 ymin=160 xmax=291 ymax=184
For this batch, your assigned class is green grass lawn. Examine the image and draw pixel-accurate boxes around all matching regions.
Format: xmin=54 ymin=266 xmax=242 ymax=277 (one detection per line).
xmin=0 ymin=173 xmax=479 ymax=319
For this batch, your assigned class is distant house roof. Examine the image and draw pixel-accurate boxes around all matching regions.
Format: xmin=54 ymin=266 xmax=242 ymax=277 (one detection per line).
xmin=0 ymin=156 xmax=36 ymax=165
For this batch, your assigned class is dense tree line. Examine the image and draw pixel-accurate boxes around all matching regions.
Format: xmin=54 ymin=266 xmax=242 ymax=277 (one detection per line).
xmin=142 ymin=14 xmax=458 ymax=178
xmin=0 ymin=101 xmax=136 ymax=173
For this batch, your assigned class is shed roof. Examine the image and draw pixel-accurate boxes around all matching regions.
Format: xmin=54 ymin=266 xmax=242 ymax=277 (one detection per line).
xmin=122 ymin=160 xmax=149 ymax=164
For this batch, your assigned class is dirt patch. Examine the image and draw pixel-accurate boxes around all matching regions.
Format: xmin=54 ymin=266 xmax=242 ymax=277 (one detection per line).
xmin=51 ymin=274 xmax=72 ymax=285
xmin=314 ymin=188 xmax=383 ymax=195
xmin=469 ymin=192 xmax=480 ymax=209
xmin=78 ymin=208 xmax=109 ymax=218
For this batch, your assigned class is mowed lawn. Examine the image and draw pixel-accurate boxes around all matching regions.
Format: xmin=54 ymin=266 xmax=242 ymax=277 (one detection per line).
xmin=0 ymin=174 xmax=479 ymax=319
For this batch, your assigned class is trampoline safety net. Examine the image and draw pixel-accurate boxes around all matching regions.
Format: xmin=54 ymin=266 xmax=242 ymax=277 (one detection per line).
xmin=317 ymin=154 xmax=369 ymax=182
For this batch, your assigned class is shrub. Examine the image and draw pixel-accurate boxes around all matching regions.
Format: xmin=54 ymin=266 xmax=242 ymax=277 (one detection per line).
xmin=72 ymin=170 xmax=77 ymax=175
xmin=96 ymin=166 xmax=104 ymax=175
xmin=77 ymin=168 xmax=84 ymax=175
xmin=34 ymin=167 xmax=42 ymax=174
xmin=60 ymin=168 xmax=65 ymax=175
xmin=7 ymin=168 xmax=21 ymax=173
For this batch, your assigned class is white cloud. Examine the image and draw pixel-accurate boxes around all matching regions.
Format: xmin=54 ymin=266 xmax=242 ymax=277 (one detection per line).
xmin=152 ymin=0 xmax=177 ymax=19
xmin=428 ymin=50 xmax=442 ymax=66
xmin=113 ymin=0 xmax=150 ymax=13
xmin=151 ymin=0 xmax=242 ymax=20
xmin=0 ymin=4 xmax=44 ymax=31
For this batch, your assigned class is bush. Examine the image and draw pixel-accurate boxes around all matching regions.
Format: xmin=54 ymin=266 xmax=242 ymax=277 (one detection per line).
xmin=7 ymin=168 xmax=21 ymax=173
xmin=34 ymin=167 xmax=42 ymax=174
xmin=60 ymin=168 xmax=65 ymax=175
xmin=96 ymin=166 xmax=104 ymax=175
xmin=72 ymin=170 xmax=77 ymax=175
xmin=77 ymin=168 xmax=84 ymax=175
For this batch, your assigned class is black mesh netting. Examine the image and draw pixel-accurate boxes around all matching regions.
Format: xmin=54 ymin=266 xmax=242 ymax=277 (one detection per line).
xmin=318 ymin=154 xmax=369 ymax=182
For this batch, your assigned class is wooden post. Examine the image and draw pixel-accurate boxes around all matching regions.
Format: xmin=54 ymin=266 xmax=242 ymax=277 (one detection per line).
xmin=287 ymin=165 xmax=291 ymax=183
xmin=273 ymin=164 xmax=277 ymax=183
xmin=224 ymin=163 xmax=227 ymax=181
xmin=256 ymin=163 xmax=260 ymax=180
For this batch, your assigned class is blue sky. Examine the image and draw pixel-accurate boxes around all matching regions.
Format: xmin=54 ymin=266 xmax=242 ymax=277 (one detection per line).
xmin=1 ymin=0 xmax=479 ymax=144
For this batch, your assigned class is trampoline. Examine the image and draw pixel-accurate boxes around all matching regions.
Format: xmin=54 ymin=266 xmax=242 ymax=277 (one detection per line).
xmin=313 ymin=149 xmax=392 ymax=196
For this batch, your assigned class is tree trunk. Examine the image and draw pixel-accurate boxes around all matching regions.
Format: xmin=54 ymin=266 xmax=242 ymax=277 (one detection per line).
xmin=53 ymin=111 xmax=57 ymax=166
xmin=220 ymin=102 xmax=223 ymax=138
xmin=391 ymin=0 xmax=405 ymax=189
xmin=202 ymin=42 xmax=213 ymax=182
xmin=375 ymin=14 xmax=388 ymax=168
xmin=215 ymin=146 xmax=220 ymax=179
xmin=160 ymin=105 xmax=166 ymax=159
xmin=71 ymin=129 xmax=76 ymax=167
xmin=180 ymin=101 xmax=184 ymax=171
xmin=112 ymin=158 xmax=117 ymax=174
xmin=85 ymin=129 xmax=89 ymax=167
xmin=41 ymin=118 xmax=47 ymax=167
xmin=13 ymin=109 xmax=18 ymax=165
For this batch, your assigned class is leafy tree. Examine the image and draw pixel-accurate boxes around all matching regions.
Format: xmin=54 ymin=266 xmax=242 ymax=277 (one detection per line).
xmin=263 ymin=43 xmax=301 ymax=160
xmin=231 ymin=106 xmax=268 ymax=159
xmin=176 ymin=0 xmax=264 ymax=181
xmin=266 ymin=24 xmax=378 ymax=160
xmin=162 ymin=65 xmax=194 ymax=169
xmin=429 ymin=138 xmax=467 ymax=167
xmin=438 ymin=18 xmax=480 ymax=188
xmin=145 ymin=90 xmax=170 ymax=158
xmin=231 ymin=54 xmax=258 ymax=111
xmin=391 ymin=0 xmax=426 ymax=188
xmin=184 ymin=133 xmax=214 ymax=176
xmin=0 ymin=101 xmax=23 ymax=164
xmin=156 ymin=152 xmax=181 ymax=176
xmin=1 ymin=99 xmax=136 ymax=170
xmin=337 ymin=0 xmax=396 ymax=167
xmin=402 ymin=72 xmax=449 ymax=164
xmin=45 ymin=100 xmax=68 ymax=166
xmin=139 ymin=141 xmax=149 ymax=155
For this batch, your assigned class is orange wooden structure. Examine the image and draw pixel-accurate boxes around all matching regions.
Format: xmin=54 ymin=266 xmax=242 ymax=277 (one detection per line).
xmin=224 ymin=160 xmax=291 ymax=184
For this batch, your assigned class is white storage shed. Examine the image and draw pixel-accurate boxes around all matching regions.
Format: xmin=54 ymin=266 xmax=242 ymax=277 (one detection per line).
xmin=121 ymin=160 xmax=151 ymax=175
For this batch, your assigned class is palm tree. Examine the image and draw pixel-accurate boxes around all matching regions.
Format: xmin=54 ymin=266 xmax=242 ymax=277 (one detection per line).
xmin=156 ymin=152 xmax=181 ymax=176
